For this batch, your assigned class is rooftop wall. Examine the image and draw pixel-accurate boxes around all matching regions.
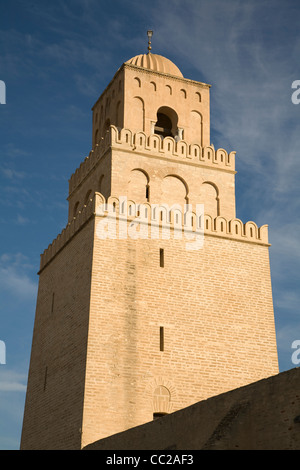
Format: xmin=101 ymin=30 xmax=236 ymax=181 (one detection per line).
xmin=84 ymin=368 xmax=300 ymax=450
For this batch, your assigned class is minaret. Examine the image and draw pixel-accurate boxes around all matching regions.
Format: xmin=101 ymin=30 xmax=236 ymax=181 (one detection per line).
xmin=20 ymin=34 xmax=278 ymax=450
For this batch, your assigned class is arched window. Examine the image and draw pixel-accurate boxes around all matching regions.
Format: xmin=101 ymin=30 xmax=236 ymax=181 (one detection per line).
xmin=103 ymin=118 xmax=110 ymax=136
xmin=84 ymin=190 xmax=92 ymax=206
xmin=94 ymin=129 xmax=99 ymax=145
xmin=134 ymin=77 xmax=141 ymax=87
xmin=128 ymin=169 xmax=149 ymax=202
xmin=73 ymin=201 xmax=80 ymax=218
xmin=154 ymin=113 xmax=173 ymax=138
xmin=190 ymin=110 xmax=203 ymax=145
xmin=99 ymin=174 xmax=104 ymax=193
xmin=162 ymin=175 xmax=189 ymax=206
xmin=153 ymin=385 xmax=171 ymax=419
xmin=116 ymin=101 xmax=122 ymax=128
xmin=132 ymin=97 xmax=145 ymax=132
xmin=201 ymin=182 xmax=220 ymax=217
xmin=154 ymin=106 xmax=178 ymax=139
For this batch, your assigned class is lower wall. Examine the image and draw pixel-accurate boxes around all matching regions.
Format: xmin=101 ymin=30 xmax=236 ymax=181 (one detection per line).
xmin=84 ymin=368 xmax=300 ymax=450
xmin=20 ymin=219 xmax=95 ymax=450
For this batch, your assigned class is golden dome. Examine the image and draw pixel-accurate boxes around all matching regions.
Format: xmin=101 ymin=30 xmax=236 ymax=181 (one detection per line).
xmin=125 ymin=53 xmax=183 ymax=78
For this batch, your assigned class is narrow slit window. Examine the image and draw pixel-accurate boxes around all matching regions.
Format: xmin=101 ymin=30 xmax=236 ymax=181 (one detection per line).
xmin=43 ymin=366 xmax=48 ymax=392
xmin=160 ymin=248 xmax=164 ymax=268
xmin=160 ymin=326 xmax=164 ymax=351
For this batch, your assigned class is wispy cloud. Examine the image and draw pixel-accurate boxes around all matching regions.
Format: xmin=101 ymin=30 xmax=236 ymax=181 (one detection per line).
xmin=0 ymin=370 xmax=27 ymax=393
xmin=140 ymin=0 xmax=300 ymax=374
xmin=15 ymin=215 xmax=29 ymax=226
xmin=148 ymin=2 xmax=300 ymax=223
xmin=1 ymin=167 xmax=26 ymax=180
xmin=148 ymin=0 xmax=300 ymax=186
xmin=0 ymin=253 xmax=37 ymax=301
xmin=0 ymin=143 xmax=31 ymax=160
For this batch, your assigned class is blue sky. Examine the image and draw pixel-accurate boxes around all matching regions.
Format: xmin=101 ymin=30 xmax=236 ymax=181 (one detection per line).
xmin=1 ymin=0 xmax=300 ymax=450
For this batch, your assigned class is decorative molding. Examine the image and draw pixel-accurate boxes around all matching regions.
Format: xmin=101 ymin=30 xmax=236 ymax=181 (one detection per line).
xmin=39 ymin=193 xmax=270 ymax=273
xmin=68 ymin=126 xmax=236 ymax=196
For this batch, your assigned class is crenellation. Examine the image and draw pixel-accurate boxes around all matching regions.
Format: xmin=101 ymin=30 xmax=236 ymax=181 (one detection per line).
xmin=68 ymin=131 xmax=112 ymax=195
xmin=68 ymin=125 xmax=236 ymax=197
xmin=39 ymin=196 xmax=95 ymax=272
xmin=39 ymin=193 xmax=270 ymax=273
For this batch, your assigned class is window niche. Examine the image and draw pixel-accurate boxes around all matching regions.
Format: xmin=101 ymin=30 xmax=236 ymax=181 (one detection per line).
xmin=154 ymin=106 xmax=179 ymax=139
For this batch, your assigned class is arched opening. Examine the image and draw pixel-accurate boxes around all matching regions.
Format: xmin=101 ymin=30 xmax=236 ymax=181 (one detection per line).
xmin=73 ymin=201 xmax=80 ymax=218
xmin=84 ymin=190 xmax=92 ymax=206
xmin=155 ymin=113 xmax=173 ymax=138
xmin=154 ymin=106 xmax=178 ymax=139
xmin=115 ymin=101 xmax=122 ymax=128
xmin=102 ymin=118 xmax=111 ymax=137
xmin=128 ymin=169 xmax=150 ymax=203
xmin=201 ymin=182 xmax=220 ymax=217
xmin=94 ymin=129 xmax=99 ymax=145
xmin=153 ymin=385 xmax=171 ymax=419
xmin=134 ymin=77 xmax=141 ymax=87
xmin=132 ymin=97 xmax=145 ymax=132
xmin=162 ymin=175 xmax=188 ymax=206
xmin=99 ymin=174 xmax=104 ymax=193
xmin=190 ymin=110 xmax=203 ymax=145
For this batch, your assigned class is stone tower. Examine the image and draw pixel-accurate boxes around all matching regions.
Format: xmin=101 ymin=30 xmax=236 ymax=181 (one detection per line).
xmin=20 ymin=43 xmax=279 ymax=450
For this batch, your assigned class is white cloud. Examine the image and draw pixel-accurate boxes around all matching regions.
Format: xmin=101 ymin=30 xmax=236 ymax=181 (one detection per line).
xmin=0 ymin=370 xmax=27 ymax=393
xmin=15 ymin=215 xmax=29 ymax=226
xmin=0 ymin=254 xmax=37 ymax=301
xmin=1 ymin=168 xmax=25 ymax=179
xmin=1 ymin=143 xmax=31 ymax=160
xmin=275 ymin=290 xmax=300 ymax=312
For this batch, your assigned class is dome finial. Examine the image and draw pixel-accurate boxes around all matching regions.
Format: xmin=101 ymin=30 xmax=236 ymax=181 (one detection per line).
xmin=147 ymin=30 xmax=153 ymax=54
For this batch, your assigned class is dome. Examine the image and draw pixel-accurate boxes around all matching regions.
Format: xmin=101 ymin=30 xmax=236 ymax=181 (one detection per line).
xmin=125 ymin=53 xmax=183 ymax=78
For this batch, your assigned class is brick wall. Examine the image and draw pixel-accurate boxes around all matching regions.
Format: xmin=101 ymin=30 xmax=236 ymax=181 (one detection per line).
xmin=84 ymin=367 xmax=300 ymax=451
xmin=20 ymin=219 xmax=95 ymax=450
xmin=21 ymin=195 xmax=278 ymax=449
xmin=80 ymin=210 xmax=278 ymax=448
